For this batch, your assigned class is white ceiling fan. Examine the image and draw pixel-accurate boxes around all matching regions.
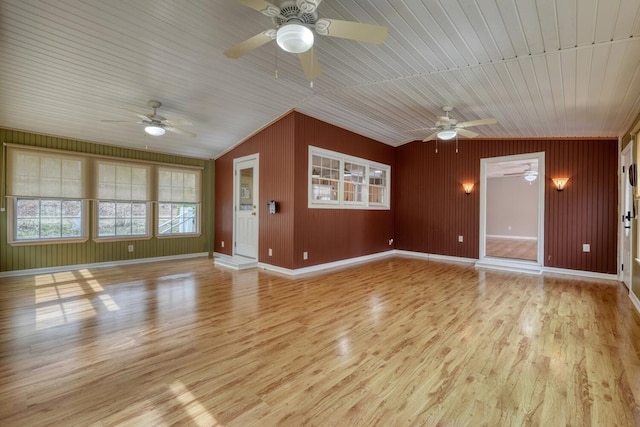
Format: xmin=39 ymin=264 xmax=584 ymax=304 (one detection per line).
xmin=421 ymin=106 xmax=497 ymax=142
xmin=224 ymin=0 xmax=388 ymax=80
xmin=101 ymin=101 xmax=196 ymax=138
xmin=504 ymin=163 xmax=539 ymax=181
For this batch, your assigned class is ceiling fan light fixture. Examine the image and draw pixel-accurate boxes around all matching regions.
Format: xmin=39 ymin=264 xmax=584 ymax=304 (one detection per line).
xmin=437 ymin=130 xmax=457 ymax=140
xmin=524 ymin=170 xmax=538 ymax=182
xmin=276 ymin=23 xmax=314 ymax=53
xmin=144 ymin=125 xmax=165 ymax=136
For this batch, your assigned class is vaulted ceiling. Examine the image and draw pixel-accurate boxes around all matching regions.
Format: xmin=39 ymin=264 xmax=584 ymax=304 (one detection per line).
xmin=2 ymin=0 xmax=640 ymax=159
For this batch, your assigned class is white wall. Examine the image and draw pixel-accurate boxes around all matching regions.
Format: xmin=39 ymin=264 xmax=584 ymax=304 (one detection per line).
xmin=486 ymin=176 xmax=538 ymax=238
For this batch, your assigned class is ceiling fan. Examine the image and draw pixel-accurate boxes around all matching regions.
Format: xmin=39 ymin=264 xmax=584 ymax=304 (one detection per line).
xmin=421 ymin=106 xmax=497 ymax=142
xmin=224 ymin=0 xmax=388 ymax=79
xmin=101 ymin=101 xmax=196 ymax=137
xmin=504 ymin=163 xmax=538 ymax=181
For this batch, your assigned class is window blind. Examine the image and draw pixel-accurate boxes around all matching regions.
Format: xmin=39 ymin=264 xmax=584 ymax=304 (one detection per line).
xmin=97 ymin=161 xmax=150 ymax=201
xmin=158 ymin=167 xmax=201 ymax=203
xmin=7 ymin=147 xmax=85 ymax=198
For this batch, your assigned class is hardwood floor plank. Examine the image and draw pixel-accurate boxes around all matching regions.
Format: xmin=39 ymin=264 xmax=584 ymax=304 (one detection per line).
xmin=0 ymin=256 xmax=639 ymax=425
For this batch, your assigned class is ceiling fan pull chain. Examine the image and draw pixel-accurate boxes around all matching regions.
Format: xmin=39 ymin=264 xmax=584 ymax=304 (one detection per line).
xmin=456 ymin=134 xmax=459 ymax=153
xmin=435 ymin=139 xmax=438 ymax=153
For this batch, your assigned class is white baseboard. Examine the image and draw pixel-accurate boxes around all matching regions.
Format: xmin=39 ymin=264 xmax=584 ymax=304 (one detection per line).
xmin=0 ymin=252 xmax=210 ymax=278
xmin=258 ymin=250 xmax=395 ymax=276
xmin=541 ymin=266 xmax=618 ymax=281
xmin=630 ymin=289 xmax=640 ymax=315
xmin=475 ymin=258 xmax=543 ymax=275
xmin=393 ymin=250 xmax=477 ymax=264
xmin=486 ymin=234 xmax=538 ymax=241
xmin=256 ymin=249 xmax=619 ymax=281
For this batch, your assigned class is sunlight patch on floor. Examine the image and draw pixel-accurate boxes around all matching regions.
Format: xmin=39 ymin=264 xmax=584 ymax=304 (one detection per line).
xmin=170 ymin=380 xmax=222 ymax=427
xmin=34 ymin=269 xmax=120 ymax=330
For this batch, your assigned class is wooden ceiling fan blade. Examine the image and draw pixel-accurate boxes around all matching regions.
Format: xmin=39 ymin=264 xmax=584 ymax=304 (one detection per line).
xmin=164 ymin=119 xmax=192 ymax=126
xmin=457 ymin=118 xmax=497 ymax=127
xmin=457 ymin=128 xmax=479 ymax=138
xmin=422 ymin=131 xmax=439 ymax=142
xmin=298 ymin=48 xmax=322 ymax=80
xmin=224 ymin=32 xmax=274 ymax=58
xmin=316 ymin=19 xmax=388 ymax=44
xmin=166 ymin=126 xmax=197 ymax=138
xmin=234 ymin=0 xmax=280 ymax=15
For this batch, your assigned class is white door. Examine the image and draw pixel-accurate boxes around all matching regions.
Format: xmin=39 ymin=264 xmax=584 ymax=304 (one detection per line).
xmin=621 ymin=144 xmax=632 ymax=288
xmin=233 ymin=155 xmax=259 ymax=259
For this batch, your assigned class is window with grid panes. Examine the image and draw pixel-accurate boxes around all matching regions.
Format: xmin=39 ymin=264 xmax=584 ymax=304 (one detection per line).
xmin=96 ymin=161 xmax=150 ymax=239
xmin=157 ymin=167 xmax=201 ymax=236
xmin=7 ymin=148 xmax=87 ymax=243
xmin=308 ymin=146 xmax=390 ymax=209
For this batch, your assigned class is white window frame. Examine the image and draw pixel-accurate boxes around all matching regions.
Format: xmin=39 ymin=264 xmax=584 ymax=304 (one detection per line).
xmin=4 ymin=144 xmax=204 ymax=245
xmin=93 ymin=160 xmax=152 ymax=242
xmin=156 ymin=166 xmax=202 ymax=238
xmin=6 ymin=147 xmax=89 ymax=245
xmin=308 ymin=146 xmax=391 ymax=210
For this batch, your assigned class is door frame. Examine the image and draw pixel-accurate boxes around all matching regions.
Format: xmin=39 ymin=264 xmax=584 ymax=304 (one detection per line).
xmin=233 ymin=153 xmax=259 ymax=259
xmin=620 ymin=141 xmax=632 ymax=288
xmin=479 ymin=152 xmax=545 ymax=267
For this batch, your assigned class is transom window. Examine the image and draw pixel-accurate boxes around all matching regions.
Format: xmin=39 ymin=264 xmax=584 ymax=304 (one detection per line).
xmin=309 ymin=146 xmax=390 ymax=209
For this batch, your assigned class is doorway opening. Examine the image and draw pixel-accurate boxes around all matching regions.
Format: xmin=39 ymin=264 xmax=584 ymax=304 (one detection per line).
xmin=477 ymin=152 xmax=545 ymax=273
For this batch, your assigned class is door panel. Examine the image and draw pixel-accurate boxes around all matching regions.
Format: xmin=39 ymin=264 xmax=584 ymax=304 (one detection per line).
xmin=234 ymin=157 xmax=258 ymax=259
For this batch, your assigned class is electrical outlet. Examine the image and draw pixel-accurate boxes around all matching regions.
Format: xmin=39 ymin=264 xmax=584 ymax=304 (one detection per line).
xmin=221 ymin=241 xmax=224 ymax=248
xmin=268 ymin=248 xmax=272 ymax=256
xmin=458 ymin=235 xmax=463 ymax=243
xmin=303 ymin=251 xmax=308 ymax=260
xmin=583 ymin=244 xmax=590 ymax=252
xmin=128 ymin=244 xmax=134 ymax=252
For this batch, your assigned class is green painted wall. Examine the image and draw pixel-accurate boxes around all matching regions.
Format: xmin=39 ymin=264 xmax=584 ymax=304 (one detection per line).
xmin=0 ymin=128 xmax=214 ymax=272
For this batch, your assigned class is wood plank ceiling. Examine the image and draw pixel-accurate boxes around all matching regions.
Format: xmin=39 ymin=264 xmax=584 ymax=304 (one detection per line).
xmin=1 ymin=0 xmax=640 ymax=159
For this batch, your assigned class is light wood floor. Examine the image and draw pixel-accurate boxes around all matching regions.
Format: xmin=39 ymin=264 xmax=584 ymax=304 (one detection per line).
xmin=1 ymin=257 xmax=639 ymax=426
xmin=486 ymin=237 xmax=538 ymax=261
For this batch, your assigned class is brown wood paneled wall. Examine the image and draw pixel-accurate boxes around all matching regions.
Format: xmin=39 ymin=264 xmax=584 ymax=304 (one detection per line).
xmin=214 ymin=112 xmax=396 ymax=269
xmin=214 ymin=112 xmax=297 ymax=268
xmin=293 ymin=113 xmax=396 ymax=268
xmin=0 ymin=128 xmax=212 ymax=273
xmin=395 ymin=138 xmax=618 ymax=274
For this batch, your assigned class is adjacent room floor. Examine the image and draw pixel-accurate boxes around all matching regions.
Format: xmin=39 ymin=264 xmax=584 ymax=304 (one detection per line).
xmin=486 ymin=237 xmax=538 ymax=261
xmin=0 ymin=256 xmax=638 ymax=426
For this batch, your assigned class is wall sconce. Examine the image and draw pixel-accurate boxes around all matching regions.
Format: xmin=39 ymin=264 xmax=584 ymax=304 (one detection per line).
xmin=552 ymin=177 xmax=569 ymax=192
xmin=462 ymin=183 xmax=474 ymax=195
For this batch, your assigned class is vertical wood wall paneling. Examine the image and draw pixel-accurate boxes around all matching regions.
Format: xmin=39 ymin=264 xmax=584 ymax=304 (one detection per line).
xmin=0 ymin=128 xmax=210 ymax=272
xmin=214 ymin=112 xmax=396 ymax=270
xmin=214 ymin=113 xmax=297 ymax=268
xmin=293 ymin=113 xmax=396 ymax=268
xmin=395 ymin=138 xmax=618 ymax=274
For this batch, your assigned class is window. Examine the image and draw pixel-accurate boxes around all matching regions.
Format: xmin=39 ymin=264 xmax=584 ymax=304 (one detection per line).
xmin=308 ymin=146 xmax=391 ymax=209
xmin=6 ymin=148 xmax=87 ymax=244
xmin=157 ymin=167 xmax=201 ymax=236
xmin=369 ymin=168 xmax=388 ymax=206
xmin=96 ymin=161 xmax=151 ymax=239
xmin=5 ymin=145 xmax=203 ymax=245
xmin=311 ymin=154 xmax=340 ymax=203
